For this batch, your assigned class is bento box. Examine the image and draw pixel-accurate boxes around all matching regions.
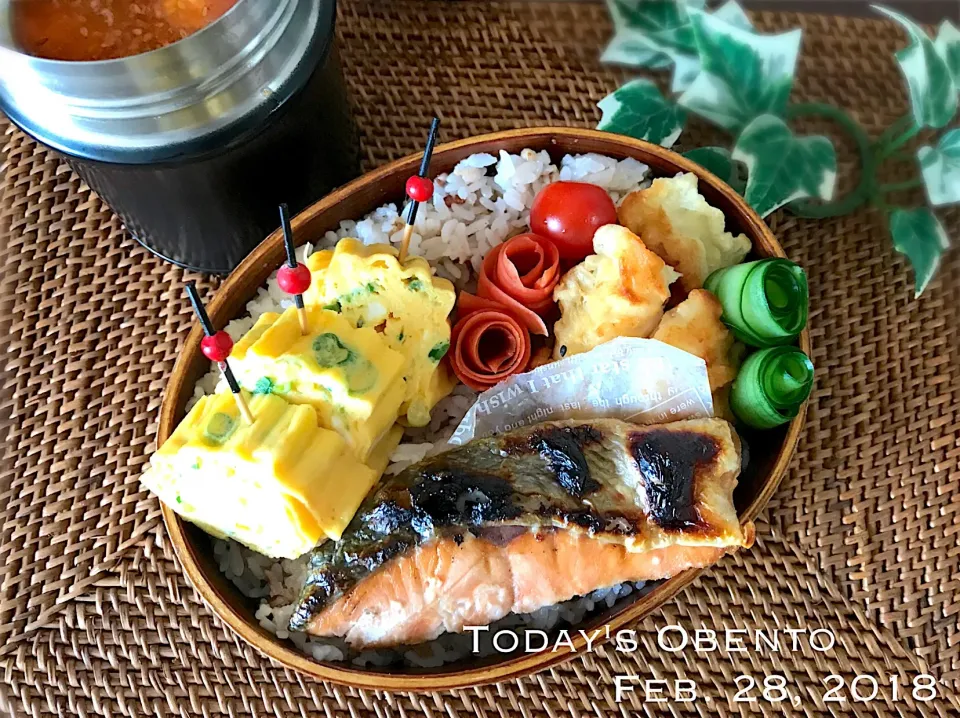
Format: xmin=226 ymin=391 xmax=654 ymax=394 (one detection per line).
xmin=156 ymin=127 xmax=810 ymax=690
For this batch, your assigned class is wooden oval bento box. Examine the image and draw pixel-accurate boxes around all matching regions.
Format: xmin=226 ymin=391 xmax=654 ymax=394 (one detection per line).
xmin=158 ymin=128 xmax=810 ymax=690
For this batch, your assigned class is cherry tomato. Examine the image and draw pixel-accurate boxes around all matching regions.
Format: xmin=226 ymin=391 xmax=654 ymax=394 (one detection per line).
xmin=529 ymin=182 xmax=618 ymax=260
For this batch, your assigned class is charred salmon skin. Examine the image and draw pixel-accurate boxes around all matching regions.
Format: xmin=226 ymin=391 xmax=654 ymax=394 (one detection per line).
xmin=289 ymin=418 xmax=754 ymax=647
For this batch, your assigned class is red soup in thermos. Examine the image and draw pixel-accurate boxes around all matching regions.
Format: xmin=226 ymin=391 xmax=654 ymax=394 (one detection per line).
xmin=0 ymin=0 xmax=359 ymax=273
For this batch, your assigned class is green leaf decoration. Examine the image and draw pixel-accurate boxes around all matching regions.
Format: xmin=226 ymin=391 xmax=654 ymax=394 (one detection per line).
xmin=670 ymin=1 xmax=753 ymax=93
xmin=732 ymin=114 xmax=837 ymax=217
xmin=874 ymin=6 xmax=957 ymax=128
xmin=600 ymin=34 xmax=672 ymax=69
xmin=670 ymin=53 xmax=702 ymax=94
xmin=682 ymin=146 xmax=747 ymax=194
xmin=917 ymin=129 xmax=960 ymax=206
xmin=605 ymin=0 xmax=703 ymax=58
xmin=934 ymin=20 xmax=960 ymax=89
xmin=602 ymin=1 xmax=720 ymax=74
xmin=888 ymin=207 xmax=950 ymax=297
xmin=597 ymin=79 xmax=687 ymax=147
xmin=712 ymin=0 xmax=752 ymax=31
xmin=677 ymin=9 xmax=801 ymax=132
xmin=600 ymin=0 xmax=753 ymax=95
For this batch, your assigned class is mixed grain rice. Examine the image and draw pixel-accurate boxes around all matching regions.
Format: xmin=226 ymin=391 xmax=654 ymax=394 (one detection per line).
xmin=194 ymin=149 xmax=654 ymax=666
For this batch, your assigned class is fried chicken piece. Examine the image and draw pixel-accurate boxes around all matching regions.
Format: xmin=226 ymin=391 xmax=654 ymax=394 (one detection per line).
xmin=553 ymin=224 xmax=679 ymax=359
xmin=618 ymin=173 xmax=751 ymax=294
xmin=652 ymin=289 xmax=744 ymax=418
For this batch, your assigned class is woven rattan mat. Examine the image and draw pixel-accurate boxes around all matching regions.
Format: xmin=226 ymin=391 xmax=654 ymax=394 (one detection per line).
xmin=1 ymin=1 xmax=959 ymax=715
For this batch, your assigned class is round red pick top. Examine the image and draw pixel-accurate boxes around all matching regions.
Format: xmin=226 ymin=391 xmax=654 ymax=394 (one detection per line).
xmin=201 ymin=331 xmax=234 ymax=363
xmin=277 ymin=262 xmax=311 ymax=295
xmin=405 ymin=175 xmax=434 ymax=203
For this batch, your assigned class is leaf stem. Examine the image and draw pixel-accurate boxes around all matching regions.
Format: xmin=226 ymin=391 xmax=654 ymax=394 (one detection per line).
xmin=878 ymin=178 xmax=923 ymax=194
xmin=782 ymin=103 xmax=875 ymax=219
xmin=876 ymin=122 xmax=920 ymax=161
xmin=872 ymin=114 xmax=912 ymax=151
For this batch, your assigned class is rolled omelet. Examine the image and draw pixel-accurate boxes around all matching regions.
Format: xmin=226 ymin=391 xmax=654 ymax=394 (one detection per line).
xmin=230 ymin=306 xmax=405 ymax=463
xmin=618 ymin=172 xmax=751 ymax=293
xmin=303 ymin=239 xmax=457 ymax=427
xmin=142 ymin=391 xmax=402 ymax=559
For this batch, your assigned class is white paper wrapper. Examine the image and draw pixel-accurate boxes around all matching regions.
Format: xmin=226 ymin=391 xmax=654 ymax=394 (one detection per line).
xmin=449 ymin=338 xmax=714 ymax=445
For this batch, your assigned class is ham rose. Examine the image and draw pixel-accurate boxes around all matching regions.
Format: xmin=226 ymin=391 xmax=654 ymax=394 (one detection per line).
xmin=449 ymin=292 xmax=531 ymax=391
xmin=476 ymin=233 xmax=560 ymax=336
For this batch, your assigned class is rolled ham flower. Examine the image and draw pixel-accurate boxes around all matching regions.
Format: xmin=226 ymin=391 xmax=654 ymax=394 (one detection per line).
xmin=477 ymin=233 xmax=561 ymax=336
xmin=450 ymin=293 xmax=532 ymax=391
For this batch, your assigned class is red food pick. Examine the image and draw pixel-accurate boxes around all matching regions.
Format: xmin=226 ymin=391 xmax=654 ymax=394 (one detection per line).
xmin=476 ymin=233 xmax=560 ymax=336
xmin=277 ymin=262 xmax=311 ymax=295
xmin=406 ymin=175 xmax=434 ymax=203
xmin=201 ymin=331 xmax=234 ymax=363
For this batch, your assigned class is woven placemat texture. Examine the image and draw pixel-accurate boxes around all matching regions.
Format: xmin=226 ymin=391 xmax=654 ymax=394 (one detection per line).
xmin=1 ymin=1 xmax=958 ymax=715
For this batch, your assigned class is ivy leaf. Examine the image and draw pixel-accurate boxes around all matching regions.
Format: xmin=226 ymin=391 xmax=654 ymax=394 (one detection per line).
xmin=683 ymin=147 xmax=747 ymax=194
xmin=602 ymin=1 xmax=715 ymax=74
xmin=677 ymin=10 xmax=802 ymax=132
xmin=670 ymin=1 xmax=754 ymax=93
xmin=605 ymin=0 xmax=704 ymax=59
xmin=874 ymin=6 xmax=957 ymax=128
xmin=600 ymin=0 xmax=753 ymax=95
xmin=917 ymin=129 xmax=960 ymax=206
xmin=711 ymin=0 xmax=752 ymax=31
xmin=888 ymin=208 xmax=950 ymax=297
xmin=732 ymin=114 xmax=837 ymax=217
xmin=670 ymin=54 xmax=703 ymax=94
xmin=598 ymin=79 xmax=687 ymax=147
xmin=934 ymin=20 xmax=960 ymax=89
xmin=601 ymin=34 xmax=672 ymax=69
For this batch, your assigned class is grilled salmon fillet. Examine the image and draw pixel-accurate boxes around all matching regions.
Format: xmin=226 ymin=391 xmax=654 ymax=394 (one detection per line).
xmin=289 ymin=418 xmax=753 ymax=647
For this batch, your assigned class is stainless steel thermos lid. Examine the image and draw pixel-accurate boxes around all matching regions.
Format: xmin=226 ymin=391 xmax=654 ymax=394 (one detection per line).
xmin=0 ymin=0 xmax=328 ymax=163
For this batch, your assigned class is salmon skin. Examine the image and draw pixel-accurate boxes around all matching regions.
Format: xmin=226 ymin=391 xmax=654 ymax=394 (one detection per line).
xmin=289 ymin=418 xmax=754 ymax=646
